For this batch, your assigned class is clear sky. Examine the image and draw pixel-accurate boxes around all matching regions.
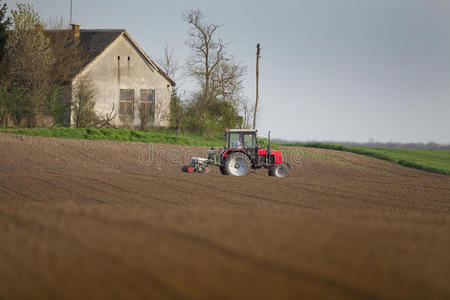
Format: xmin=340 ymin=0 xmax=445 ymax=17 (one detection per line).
xmin=6 ymin=0 xmax=450 ymax=143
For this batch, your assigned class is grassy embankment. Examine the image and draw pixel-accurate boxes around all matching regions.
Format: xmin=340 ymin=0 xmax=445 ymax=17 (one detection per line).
xmin=0 ymin=127 xmax=226 ymax=147
xmin=283 ymin=142 xmax=450 ymax=175
xmin=0 ymin=127 xmax=230 ymax=147
xmin=0 ymin=127 xmax=276 ymax=148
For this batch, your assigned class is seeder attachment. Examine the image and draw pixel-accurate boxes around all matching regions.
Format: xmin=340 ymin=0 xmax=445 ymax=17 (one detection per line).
xmin=182 ymin=157 xmax=211 ymax=174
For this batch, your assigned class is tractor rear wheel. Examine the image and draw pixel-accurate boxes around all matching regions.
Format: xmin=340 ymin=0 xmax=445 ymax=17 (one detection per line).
xmin=273 ymin=163 xmax=289 ymax=178
xmin=225 ymin=152 xmax=251 ymax=176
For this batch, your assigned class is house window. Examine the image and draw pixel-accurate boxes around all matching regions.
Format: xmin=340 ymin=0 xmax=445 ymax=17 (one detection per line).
xmin=119 ymin=89 xmax=134 ymax=117
xmin=140 ymin=89 xmax=155 ymax=119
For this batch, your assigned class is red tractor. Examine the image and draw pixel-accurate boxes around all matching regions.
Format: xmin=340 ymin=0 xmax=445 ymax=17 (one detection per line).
xmin=182 ymin=129 xmax=290 ymax=177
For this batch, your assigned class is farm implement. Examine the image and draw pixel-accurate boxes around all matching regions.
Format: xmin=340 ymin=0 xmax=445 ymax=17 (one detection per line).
xmin=182 ymin=129 xmax=290 ymax=177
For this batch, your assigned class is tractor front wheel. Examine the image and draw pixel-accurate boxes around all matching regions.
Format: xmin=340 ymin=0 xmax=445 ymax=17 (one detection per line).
xmin=225 ymin=152 xmax=251 ymax=176
xmin=272 ymin=163 xmax=290 ymax=178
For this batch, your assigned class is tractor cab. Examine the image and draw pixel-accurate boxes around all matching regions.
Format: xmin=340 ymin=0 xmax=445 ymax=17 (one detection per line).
xmin=225 ymin=129 xmax=258 ymax=150
xmin=224 ymin=129 xmax=259 ymax=166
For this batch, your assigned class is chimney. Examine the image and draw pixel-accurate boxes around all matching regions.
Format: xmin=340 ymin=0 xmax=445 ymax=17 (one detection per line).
xmin=71 ymin=24 xmax=80 ymax=40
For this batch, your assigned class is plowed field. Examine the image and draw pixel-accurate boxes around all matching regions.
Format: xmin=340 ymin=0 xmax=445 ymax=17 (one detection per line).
xmin=1 ymin=133 xmax=449 ymax=299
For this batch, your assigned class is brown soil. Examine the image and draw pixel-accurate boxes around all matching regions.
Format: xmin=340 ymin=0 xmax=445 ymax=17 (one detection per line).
xmin=0 ymin=133 xmax=449 ymax=300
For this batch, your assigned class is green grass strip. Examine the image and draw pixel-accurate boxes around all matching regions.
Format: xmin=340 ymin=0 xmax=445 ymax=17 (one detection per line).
xmin=282 ymin=142 xmax=450 ymax=175
xmin=0 ymin=127 xmax=281 ymax=149
xmin=0 ymin=127 xmax=227 ymax=147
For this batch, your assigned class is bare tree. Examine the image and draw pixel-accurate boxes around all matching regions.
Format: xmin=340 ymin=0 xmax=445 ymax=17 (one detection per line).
xmin=71 ymin=76 xmax=97 ymax=128
xmin=184 ymin=9 xmax=226 ymax=109
xmin=238 ymin=97 xmax=254 ymax=129
xmin=183 ymin=9 xmax=247 ymax=133
xmin=45 ymin=18 xmax=86 ymax=87
xmin=212 ymin=59 xmax=246 ymax=107
xmin=156 ymin=42 xmax=186 ymax=134
xmin=156 ymin=42 xmax=179 ymax=80
xmin=97 ymin=103 xmax=118 ymax=128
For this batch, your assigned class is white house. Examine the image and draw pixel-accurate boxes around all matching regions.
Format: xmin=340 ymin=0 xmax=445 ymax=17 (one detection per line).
xmin=68 ymin=24 xmax=175 ymax=128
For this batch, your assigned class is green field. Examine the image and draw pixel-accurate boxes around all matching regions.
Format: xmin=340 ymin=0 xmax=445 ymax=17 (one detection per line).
xmin=284 ymin=142 xmax=450 ymax=175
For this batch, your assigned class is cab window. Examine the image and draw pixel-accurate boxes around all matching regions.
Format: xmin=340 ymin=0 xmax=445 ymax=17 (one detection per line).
xmin=244 ymin=134 xmax=255 ymax=148
xmin=228 ymin=133 xmax=242 ymax=148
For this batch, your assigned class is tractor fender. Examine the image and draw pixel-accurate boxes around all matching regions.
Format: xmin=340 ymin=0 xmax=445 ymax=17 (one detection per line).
xmin=258 ymin=149 xmax=283 ymax=164
xmin=221 ymin=149 xmax=247 ymax=159
xmin=270 ymin=150 xmax=283 ymax=164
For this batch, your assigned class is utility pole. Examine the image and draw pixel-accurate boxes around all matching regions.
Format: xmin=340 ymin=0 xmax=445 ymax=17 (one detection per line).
xmin=253 ymin=43 xmax=261 ymax=129
xmin=70 ymin=0 xmax=73 ymax=24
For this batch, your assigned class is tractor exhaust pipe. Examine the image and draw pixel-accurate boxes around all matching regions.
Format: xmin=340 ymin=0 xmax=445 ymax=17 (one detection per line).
xmin=267 ymin=131 xmax=271 ymax=154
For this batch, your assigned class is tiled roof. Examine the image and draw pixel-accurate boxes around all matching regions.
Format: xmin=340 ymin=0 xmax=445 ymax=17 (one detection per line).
xmin=77 ymin=29 xmax=124 ymax=66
